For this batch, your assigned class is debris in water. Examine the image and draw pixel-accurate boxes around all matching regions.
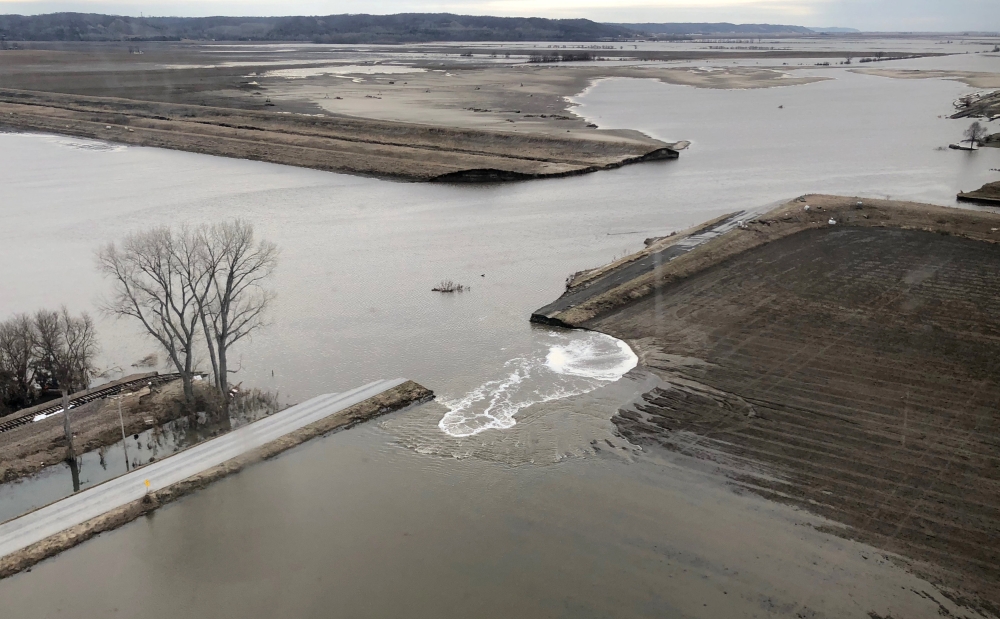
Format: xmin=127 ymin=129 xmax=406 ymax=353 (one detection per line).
xmin=433 ymin=280 xmax=467 ymax=293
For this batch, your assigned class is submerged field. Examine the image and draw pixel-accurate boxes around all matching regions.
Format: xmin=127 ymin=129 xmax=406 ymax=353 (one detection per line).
xmin=541 ymin=196 xmax=1000 ymax=612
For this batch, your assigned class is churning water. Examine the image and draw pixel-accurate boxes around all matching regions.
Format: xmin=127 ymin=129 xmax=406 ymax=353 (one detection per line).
xmin=439 ymin=331 xmax=637 ymax=437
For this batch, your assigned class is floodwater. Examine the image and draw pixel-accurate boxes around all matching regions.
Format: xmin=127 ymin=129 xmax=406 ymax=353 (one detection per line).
xmin=1 ymin=51 xmax=999 ymax=617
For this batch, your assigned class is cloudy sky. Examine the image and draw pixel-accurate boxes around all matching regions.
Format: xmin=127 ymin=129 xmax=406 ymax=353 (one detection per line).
xmin=1 ymin=0 xmax=998 ymax=32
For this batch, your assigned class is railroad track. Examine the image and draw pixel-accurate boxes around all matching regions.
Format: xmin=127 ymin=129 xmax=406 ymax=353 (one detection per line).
xmin=0 ymin=373 xmax=182 ymax=434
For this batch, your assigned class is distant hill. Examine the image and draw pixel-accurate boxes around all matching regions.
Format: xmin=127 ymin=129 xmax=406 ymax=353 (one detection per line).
xmin=0 ymin=12 xmax=635 ymax=42
xmin=809 ymin=27 xmax=861 ymax=34
xmin=617 ymin=22 xmax=815 ymax=36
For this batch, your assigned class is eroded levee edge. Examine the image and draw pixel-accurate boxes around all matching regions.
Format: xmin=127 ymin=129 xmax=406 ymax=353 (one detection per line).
xmin=0 ymin=380 xmax=434 ymax=580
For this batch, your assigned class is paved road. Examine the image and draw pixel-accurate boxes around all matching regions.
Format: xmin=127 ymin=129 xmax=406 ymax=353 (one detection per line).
xmin=0 ymin=378 xmax=407 ymax=559
xmin=531 ymin=206 xmax=770 ymax=324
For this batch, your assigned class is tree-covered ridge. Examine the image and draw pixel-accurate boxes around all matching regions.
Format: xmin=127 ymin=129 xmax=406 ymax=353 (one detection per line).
xmin=0 ymin=13 xmax=636 ymax=42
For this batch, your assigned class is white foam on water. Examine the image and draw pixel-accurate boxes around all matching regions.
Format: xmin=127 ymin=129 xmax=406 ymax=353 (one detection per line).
xmin=545 ymin=336 xmax=638 ymax=381
xmin=438 ymin=331 xmax=638 ymax=438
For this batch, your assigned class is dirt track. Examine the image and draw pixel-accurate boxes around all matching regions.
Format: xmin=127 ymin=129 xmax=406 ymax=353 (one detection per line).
xmin=542 ymin=196 xmax=1000 ymax=614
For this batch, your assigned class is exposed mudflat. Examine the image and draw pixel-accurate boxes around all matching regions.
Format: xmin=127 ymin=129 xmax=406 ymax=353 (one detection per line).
xmin=540 ymin=197 xmax=1000 ymax=614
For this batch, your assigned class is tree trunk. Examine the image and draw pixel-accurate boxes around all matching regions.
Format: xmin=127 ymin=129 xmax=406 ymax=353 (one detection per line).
xmin=199 ymin=313 xmax=220 ymax=395
xmin=61 ymin=388 xmax=75 ymax=461
xmin=68 ymin=456 xmax=81 ymax=492
xmin=218 ymin=338 xmax=228 ymax=398
xmin=181 ymin=374 xmax=195 ymax=410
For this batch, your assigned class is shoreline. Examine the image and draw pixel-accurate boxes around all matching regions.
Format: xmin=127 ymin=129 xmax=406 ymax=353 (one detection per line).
xmin=0 ymin=380 xmax=433 ymax=580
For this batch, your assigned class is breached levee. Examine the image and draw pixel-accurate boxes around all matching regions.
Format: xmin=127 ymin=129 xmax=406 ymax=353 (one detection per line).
xmin=531 ymin=195 xmax=1000 ymax=616
xmin=0 ymin=379 xmax=433 ymax=580
xmin=0 ymin=89 xmax=679 ymax=183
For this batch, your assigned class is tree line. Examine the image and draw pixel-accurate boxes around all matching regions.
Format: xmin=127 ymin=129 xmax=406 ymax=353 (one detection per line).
xmin=0 ymin=13 xmax=633 ymax=43
xmin=1 ymin=219 xmax=277 ymax=461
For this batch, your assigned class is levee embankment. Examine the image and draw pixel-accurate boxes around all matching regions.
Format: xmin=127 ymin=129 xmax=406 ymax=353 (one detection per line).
xmin=0 ymin=379 xmax=433 ymax=580
xmin=0 ymin=89 xmax=678 ymax=182
xmin=532 ymin=195 xmax=1000 ymax=616
xmin=958 ymin=180 xmax=1000 ymax=205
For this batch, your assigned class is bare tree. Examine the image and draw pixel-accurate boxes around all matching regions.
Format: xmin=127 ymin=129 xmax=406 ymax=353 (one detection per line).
xmin=0 ymin=314 xmax=37 ymax=414
xmin=32 ymin=308 xmax=99 ymax=459
xmin=964 ymin=121 xmax=988 ymax=147
xmin=196 ymin=220 xmax=278 ymax=399
xmin=96 ymin=227 xmax=212 ymax=407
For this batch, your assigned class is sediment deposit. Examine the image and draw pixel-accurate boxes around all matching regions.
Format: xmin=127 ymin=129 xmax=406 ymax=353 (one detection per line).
xmin=0 ymin=88 xmax=676 ymax=181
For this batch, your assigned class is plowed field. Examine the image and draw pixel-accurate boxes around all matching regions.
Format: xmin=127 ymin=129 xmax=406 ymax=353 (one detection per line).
xmin=591 ymin=226 xmax=1000 ymax=612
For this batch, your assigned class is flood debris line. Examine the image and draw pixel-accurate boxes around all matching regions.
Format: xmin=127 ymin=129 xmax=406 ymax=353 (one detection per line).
xmin=531 ymin=195 xmax=1000 ymax=614
xmin=0 ymin=89 xmax=678 ymax=182
xmin=0 ymin=379 xmax=433 ymax=579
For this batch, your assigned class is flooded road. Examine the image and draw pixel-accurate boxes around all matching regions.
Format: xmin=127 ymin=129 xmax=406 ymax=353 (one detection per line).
xmin=1 ymin=52 xmax=999 ymax=616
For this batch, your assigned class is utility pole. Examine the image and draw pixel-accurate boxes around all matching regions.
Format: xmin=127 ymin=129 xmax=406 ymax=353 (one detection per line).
xmin=117 ymin=394 xmax=130 ymax=472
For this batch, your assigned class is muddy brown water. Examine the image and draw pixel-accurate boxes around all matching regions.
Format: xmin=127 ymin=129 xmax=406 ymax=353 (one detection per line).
xmin=1 ymin=52 xmax=999 ymax=617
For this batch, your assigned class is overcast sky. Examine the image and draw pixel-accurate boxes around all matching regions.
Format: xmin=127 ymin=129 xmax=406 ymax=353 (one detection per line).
xmin=1 ymin=0 xmax=999 ymax=32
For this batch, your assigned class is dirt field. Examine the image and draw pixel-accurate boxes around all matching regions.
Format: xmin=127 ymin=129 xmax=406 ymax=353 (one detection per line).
xmin=541 ymin=196 xmax=1000 ymax=614
xmin=0 ymin=380 xmax=214 ymax=483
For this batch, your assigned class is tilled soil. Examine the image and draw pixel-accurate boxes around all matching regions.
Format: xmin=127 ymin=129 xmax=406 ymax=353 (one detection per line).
xmin=588 ymin=226 xmax=1000 ymax=614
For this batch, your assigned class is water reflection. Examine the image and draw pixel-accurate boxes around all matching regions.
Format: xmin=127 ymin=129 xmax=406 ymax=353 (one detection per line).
xmin=0 ymin=395 xmax=278 ymax=523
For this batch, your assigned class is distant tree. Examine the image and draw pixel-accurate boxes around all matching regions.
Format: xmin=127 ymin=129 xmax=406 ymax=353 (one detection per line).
xmin=32 ymin=308 xmax=99 ymax=459
xmin=0 ymin=314 xmax=37 ymax=414
xmin=964 ymin=121 xmax=988 ymax=147
xmin=97 ymin=227 xmax=211 ymax=408
xmin=195 ymin=221 xmax=278 ymax=400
